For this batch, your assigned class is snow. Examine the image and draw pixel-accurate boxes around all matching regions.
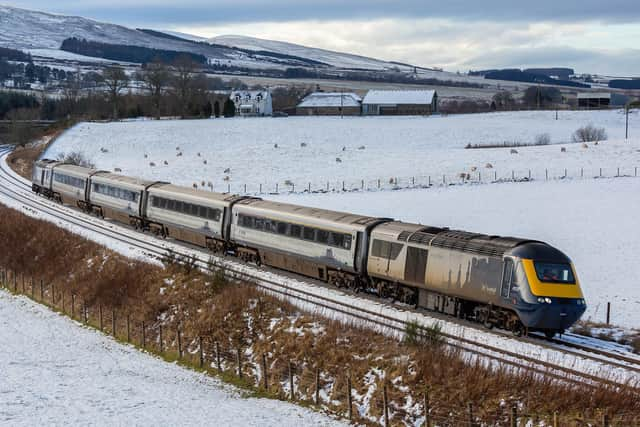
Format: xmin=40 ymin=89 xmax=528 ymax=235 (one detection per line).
xmin=40 ymin=110 xmax=640 ymax=328
xmin=362 ymin=89 xmax=436 ymax=105
xmin=44 ymin=110 xmax=640 ymax=194
xmin=270 ymin=178 xmax=640 ymax=329
xmin=298 ymin=92 xmax=362 ymax=108
xmin=0 ymin=290 xmax=345 ymax=426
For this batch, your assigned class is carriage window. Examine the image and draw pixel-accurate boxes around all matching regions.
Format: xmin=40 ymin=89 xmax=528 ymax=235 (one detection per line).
xmin=290 ymin=224 xmax=302 ymax=238
xmin=343 ymin=235 xmax=352 ymax=250
xmin=303 ymin=227 xmax=315 ymax=241
xmin=316 ymin=229 xmax=329 ymax=244
xmin=159 ymin=198 xmax=167 ymax=209
xmin=277 ymin=222 xmax=288 ymax=235
xmin=264 ymin=219 xmax=275 ymax=233
xmin=372 ymin=239 xmax=403 ymax=259
xmin=331 ymin=232 xmax=344 ymax=248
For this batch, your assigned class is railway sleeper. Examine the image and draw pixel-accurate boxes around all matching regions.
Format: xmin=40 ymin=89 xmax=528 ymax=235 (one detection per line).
xmin=237 ymin=247 xmax=261 ymax=265
xmin=328 ymin=270 xmax=361 ymax=291
xmin=205 ymin=237 xmax=226 ymax=254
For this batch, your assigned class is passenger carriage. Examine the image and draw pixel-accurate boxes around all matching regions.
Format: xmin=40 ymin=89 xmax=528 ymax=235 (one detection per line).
xmin=88 ymin=172 xmax=159 ymax=225
xmin=230 ymin=198 xmax=389 ymax=285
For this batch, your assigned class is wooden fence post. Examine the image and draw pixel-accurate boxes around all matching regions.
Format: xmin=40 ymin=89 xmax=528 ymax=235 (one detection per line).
xmin=288 ymin=361 xmax=294 ymax=400
xmin=13 ymin=271 xmax=17 ymax=293
xmin=159 ymin=325 xmax=163 ymax=353
xmin=262 ymin=354 xmax=268 ymax=390
xmin=177 ymin=328 xmax=182 ymax=359
xmin=83 ymin=302 xmax=88 ymax=324
xmin=606 ymin=302 xmax=611 ymax=325
xmin=545 ymin=169 xmax=548 ymax=180
xmin=315 ymin=368 xmax=320 ymax=405
xmin=510 ymin=405 xmax=517 ymax=427
xmin=40 ymin=279 xmax=43 ymax=301
xmin=424 ymin=391 xmax=430 ymax=427
xmin=602 ymin=413 xmax=609 ymax=427
xmin=347 ymin=375 xmax=353 ymax=422
xmin=468 ymin=402 xmax=474 ymax=427
xmin=553 ymin=411 xmax=558 ymax=427
xmin=71 ymin=294 xmax=75 ymax=319
xmin=30 ymin=277 xmax=34 ymax=297
xmin=142 ymin=321 xmax=146 ymax=349
xmin=382 ymin=382 xmax=389 ymax=427
xmin=99 ymin=305 xmax=103 ymax=331
xmin=236 ymin=348 xmax=242 ymax=379
xmin=62 ymin=292 xmax=65 ymax=313
xmin=199 ymin=337 xmax=204 ymax=368
xmin=215 ymin=341 xmax=221 ymax=371
xmin=126 ymin=314 xmax=130 ymax=342
xmin=112 ymin=309 xmax=116 ymax=337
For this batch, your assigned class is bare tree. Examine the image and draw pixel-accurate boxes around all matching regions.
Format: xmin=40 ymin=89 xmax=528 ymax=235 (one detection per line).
xmin=171 ymin=55 xmax=197 ymax=118
xmin=102 ymin=66 xmax=129 ymax=119
xmin=139 ymin=59 xmax=170 ymax=119
xmin=492 ymin=90 xmax=515 ymax=110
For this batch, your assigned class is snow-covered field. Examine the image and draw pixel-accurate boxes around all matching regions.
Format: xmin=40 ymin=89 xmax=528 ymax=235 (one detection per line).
xmin=45 ymin=110 xmax=640 ymax=194
xmin=0 ymin=290 xmax=344 ymax=426
xmin=42 ymin=110 xmax=640 ymax=328
xmin=273 ymin=178 xmax=640 ymax=329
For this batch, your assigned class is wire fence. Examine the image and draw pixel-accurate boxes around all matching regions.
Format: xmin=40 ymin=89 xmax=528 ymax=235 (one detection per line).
xmin=201 ymin=164 xmax=640 ymax=196
xmin=1 ymin=267 xmax=639 ymax=426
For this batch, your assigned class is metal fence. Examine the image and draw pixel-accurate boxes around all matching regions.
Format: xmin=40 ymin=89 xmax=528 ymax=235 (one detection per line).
xmin=1 ymin=268 xmax=639 ymax=426
xmin=202 ymin=165 xmax=640 ymax=197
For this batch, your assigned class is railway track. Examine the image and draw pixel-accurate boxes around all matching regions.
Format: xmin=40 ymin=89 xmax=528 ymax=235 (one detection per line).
xmin=1 ymin=146 xmax=639 ymax=392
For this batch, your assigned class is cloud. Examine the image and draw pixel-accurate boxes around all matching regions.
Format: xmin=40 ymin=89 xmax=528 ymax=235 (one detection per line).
xmin=10 ymin=0 xmax=640 ymax=25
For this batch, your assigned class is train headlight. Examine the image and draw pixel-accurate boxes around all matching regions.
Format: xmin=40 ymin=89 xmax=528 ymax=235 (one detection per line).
xmin=537 ymin=297 xmax=552 ymax=304
xmin=577 ymin=299 xmax=586 ymax=306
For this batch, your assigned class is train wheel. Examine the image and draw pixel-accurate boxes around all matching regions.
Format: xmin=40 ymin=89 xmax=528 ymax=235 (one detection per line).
xmin=544 ymin=330 xmax=556 ymax=340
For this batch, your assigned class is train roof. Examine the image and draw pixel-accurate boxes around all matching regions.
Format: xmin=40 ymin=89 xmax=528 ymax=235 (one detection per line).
xmin=92 ymin=171 xmax=157 ymax=188
xmin=377 ymin=221 xmax=539 ymax=257
xmin=149 ymin=183 xmax=246 ymax=204
xmin=235 ymin=198 xmax=388 ymax=229
xmin=54 ymin=163 xmax=98 ymax=177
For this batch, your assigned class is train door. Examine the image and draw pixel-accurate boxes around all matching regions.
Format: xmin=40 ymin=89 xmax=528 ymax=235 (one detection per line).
xmin=404 ymin=246 xmax=428 ymax=284
xmin=500 ymin=258 xmax=514 ymax=298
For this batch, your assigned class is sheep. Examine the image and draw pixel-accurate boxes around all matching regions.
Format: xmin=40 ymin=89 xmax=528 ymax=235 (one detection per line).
xmin=300 ymin=142 xmax=307 ymax=147
xmin=177 ymin=152 xmax=183 ymax=157
xmin=223 ymin=175 xmax=230 ymax=181
xmin=100 ymin=147 xmax=109 ymax=153
xmin=144 ymin=154 xmax=148 ymax=159
xmin=485 ymin=163 xmax=493 ymax=169
xmin=223 ymin=168 xmax=231 ymax=174
xmin=197 ymin=152 xmax=201 ymax=157
xmin=114 ymin=167 xmax=122 ymax=172
xmin=201 ymin=180 xmax=205 ymax=187
xmin=149 ymin=162 xmax=156 ymax=167
xmin=510 ymin=149 xmax=518 ymax=154
xmin=459 ymin=172 xmax=471 ymax=180
xmin=335 ymin=157 xmax=342 ymax=163
xmin=471 ymin=166 xmax=477 ymax=172
xmin=342 ymin=146 xmax=346 ymax=151
xmin=203 ymin=160 xmax=208 ymax=165
xmin=274 ymin=143 xmax=278 ymax=148
xmin=163 ymin=160 xmax=168 ymax=165
xmin=582 ymin=143 xmax=588 ymax=149
xmin=560 ymin=147 xmax=566 ymax=152
xmin=176 ymin=146 xmax=180 ymax=151
xmin=192 ymin=183 xmax=198 ymax=189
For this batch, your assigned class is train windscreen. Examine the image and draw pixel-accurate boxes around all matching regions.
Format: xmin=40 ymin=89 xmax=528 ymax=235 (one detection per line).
xmin=533 ymin=262 xmax=575 ymax=284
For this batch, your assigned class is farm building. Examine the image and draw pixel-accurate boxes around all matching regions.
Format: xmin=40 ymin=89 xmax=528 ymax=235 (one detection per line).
xmin=362 ymin=90 xmax=438 ymax=115
xmin=231 ymin=90 xmax=273 ymax=117
xmin=577 ymin=92 xmax=611 ymax=109
xmin=296 ymin=92 xmax=362 ymax=115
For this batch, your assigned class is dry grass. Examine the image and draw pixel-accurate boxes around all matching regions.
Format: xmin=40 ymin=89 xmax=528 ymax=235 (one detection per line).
xmin=1 ymin=204 xmax=639 ymax=425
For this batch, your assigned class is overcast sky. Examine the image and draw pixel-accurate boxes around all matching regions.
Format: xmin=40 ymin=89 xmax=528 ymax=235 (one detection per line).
xmin=7 ymin=0 xmax=640 ymax=75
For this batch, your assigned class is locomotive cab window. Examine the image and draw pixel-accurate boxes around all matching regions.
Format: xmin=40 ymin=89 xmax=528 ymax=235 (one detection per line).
xmin=534 ymin=262 xmax=575 ymax=284
xmin=371 ymin=239 xmax=403 ymax=260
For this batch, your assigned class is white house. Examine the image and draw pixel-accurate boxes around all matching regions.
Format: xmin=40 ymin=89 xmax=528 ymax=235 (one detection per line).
xmin=231 ymin=90 xmax=273 ymax=117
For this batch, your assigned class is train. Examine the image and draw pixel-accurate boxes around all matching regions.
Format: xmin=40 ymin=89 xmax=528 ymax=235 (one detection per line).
xmin=32 ymin=159 xmax=587 ymax=338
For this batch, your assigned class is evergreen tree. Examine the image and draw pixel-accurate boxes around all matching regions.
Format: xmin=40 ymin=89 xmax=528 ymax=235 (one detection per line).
xmin=223 ymin=98 xmax=236 ymax=117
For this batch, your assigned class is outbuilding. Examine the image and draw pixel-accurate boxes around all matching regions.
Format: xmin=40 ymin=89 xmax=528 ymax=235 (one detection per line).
xmin=296 ymin=92 xmax=362 ymax=116
xmin=362 ymin=90 xmax=438 ymax=115
xmin=577 ymin=92 xmax=611 ymax=109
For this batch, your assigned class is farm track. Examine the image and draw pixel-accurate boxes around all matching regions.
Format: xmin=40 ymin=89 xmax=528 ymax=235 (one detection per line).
xmin=0 ymin=146 xmax=639 ymax=393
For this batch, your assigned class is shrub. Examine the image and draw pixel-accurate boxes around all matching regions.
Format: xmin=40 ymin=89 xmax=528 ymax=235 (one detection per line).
xmin=55 ymin=151 xmax=95 ymax=168
xmin=534 ymin=133 xmax=551 ymax=145
xmin=572 ymin=125 xmax=607 ymax=143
